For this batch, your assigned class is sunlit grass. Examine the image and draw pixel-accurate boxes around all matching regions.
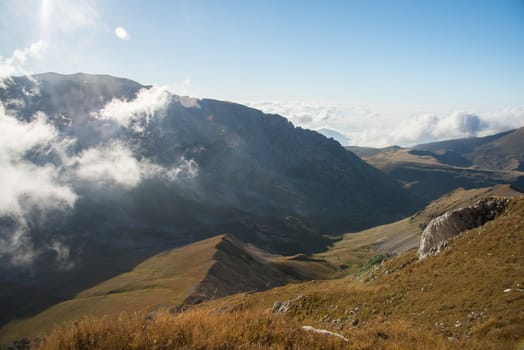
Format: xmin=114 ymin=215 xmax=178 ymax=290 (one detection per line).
xmin=33 ymin=198 xmax=524 ymax=349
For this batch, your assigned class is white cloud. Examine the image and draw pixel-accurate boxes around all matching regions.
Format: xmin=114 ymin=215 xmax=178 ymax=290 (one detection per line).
xmin=245 ymin=100 xmax=524 ymax=147
xmin=0 ymin=108 xmax=76 ymax=215
xmin=0 ymin=96 xmax=199 ymax=268
xmin=244 ymin=100 xmax=376 ymax=144
xmin=115 ymin=26 xmax=130 ymax=40
xmin=72 ymin=141 xmax=143 ymax=187
xmin=0 ymin=220 xmax=35 ymax=267
xmin=0 ymin=41 xmax=48 ymax=86
xmin=482 ymin=107 xmax=524 ymax=135
xmin=161 ymin=157 xmax=199 ymax=181
xmin=71 ymin=141 xmax=199 ymax=187
xmin=0 ymin=105 xmax=76 ymax=267
xmin=94 ymin=86 xmax=171 ymax=131
xmin=48 ymin=240 xmax=74 ymax=271
xmin=170 ymin=78 xmax=194 ymax=97
xmin=0 ymin=57 xmax=202 ymax=269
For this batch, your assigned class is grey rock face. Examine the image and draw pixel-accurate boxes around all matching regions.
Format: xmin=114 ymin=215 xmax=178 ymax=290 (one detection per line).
xmin=272 ymin=300 xmax=291 ymax=313
xmin=418 ymin=198 xmax=509 ymax=259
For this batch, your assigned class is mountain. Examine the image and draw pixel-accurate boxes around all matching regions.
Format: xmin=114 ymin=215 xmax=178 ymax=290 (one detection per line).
xmin=413 ymin=128 xmax=524 ymax=171
xmin=14 ymin=195 xmax=524 ymax=349
xmin=2 ymin=184 xmax=519 ymax=347
xmin=1 ymin=73 xmax=418 ymax=238
xmin=0 ymin=233 xmax=334 ymax=345
xmin=0 ymin=73 xmax=419 ymax=325
xmin=315 ymin=128 xmax=351 ymax=146
xmin=346 ymin=129 xmax=524 ymax=201
xmin=317 ymin=184 xmax=523 ymax=273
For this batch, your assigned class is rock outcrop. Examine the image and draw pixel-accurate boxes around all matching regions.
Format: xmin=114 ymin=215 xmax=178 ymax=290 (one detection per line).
xmin=418 ymin=198 xmax=509 ymax=259
xmin=184 ymin=235 xmax=302 ymax=305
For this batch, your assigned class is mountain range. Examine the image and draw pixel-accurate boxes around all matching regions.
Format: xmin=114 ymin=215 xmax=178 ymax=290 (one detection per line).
xmin=0 ymin=73 xmax=417 ymax=326
xmin=0 ymin=73 xmax=523 ymax=348
xmin=347 ymin=128 xmax=524 ymax=201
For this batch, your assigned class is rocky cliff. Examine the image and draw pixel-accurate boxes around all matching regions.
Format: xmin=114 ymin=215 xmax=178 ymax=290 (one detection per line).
xmin=418 ymin=198 xmax=510 ymax=259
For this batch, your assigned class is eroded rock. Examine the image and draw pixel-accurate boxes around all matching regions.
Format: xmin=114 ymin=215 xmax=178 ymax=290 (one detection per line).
xmin=418 ymin=198 xmax=509 ymax=259
xmin=272 ymin=300 xmax=291 ymax=313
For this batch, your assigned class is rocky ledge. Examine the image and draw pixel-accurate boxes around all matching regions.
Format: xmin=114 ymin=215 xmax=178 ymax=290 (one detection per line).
xmin=418 ymin=198 xmax=510 ymax=259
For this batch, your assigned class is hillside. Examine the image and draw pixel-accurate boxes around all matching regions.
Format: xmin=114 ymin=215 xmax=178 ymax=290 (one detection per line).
xmin=1 ymin=185 xmax=520 ymax=347
xmin=346 ymin=129 xmax=524 ymax=201
xmin=0 ymin=234 xmax=333 ymax=346
xmin=414 ymin=128 xmax=524 ymax=171
xmin=0 ymin=73 xmax=420 ymax=325
xmin=317 ymin=184 xmax=523 ymax=274
xmin=1 ymin=73 xmax=418 ymax=239
xmin=0 ymin=72 xmax=420 ymax=257
xmin=21 ymin=196 xmax=524 ymax=349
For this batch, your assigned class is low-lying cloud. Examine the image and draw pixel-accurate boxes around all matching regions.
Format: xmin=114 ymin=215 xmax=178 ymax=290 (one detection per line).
xmin=0 ymin=41 xmax=47 ymax=87
xmin=0 ymin=107 xmax=76 ymax=217
xmin=94 ymin=86 xmax=171 ymax=132
xmin=245 ymin=101 xmax=524 ymax=147
xmin=0 ymin=105 xmax=76 ymax=268
xmin=71 ymin=141 xmax=144 ymax=187
xmin=0 ymin=83 xmax=198 ymax=270
xmin=70 ymin=141 xmax=199 ymax=188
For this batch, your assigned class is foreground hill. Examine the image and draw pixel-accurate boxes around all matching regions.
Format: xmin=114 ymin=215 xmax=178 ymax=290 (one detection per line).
xmin=19 ymin=196 xmax=524 ymax=349
xmin=318 ymin=184 xmax=523 ymax=273
xmin=0 ymin=73 xmax=419 ymax=325
xmin=0 ymin=234 xmax=334 ymax=346
xmin=347 ymin=128 xmax=524 ymax=201
xmin=1 ymin=185 xmax=520 ymax=347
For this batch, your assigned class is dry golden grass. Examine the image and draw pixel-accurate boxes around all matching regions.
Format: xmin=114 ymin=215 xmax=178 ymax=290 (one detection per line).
xmin=38 ymin=309 xmax=449 ymax=350
xmin=29 ymin=197 xmax=524 ymax=349
xmin=318 ymin=184 xmax=522 ymax=273
xmin=0 ymin=235 xmax=221 ymax=345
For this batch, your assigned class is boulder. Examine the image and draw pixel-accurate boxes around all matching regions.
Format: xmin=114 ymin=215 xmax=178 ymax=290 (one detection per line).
xmin=418 ymin=198 xmax=509 ymax=259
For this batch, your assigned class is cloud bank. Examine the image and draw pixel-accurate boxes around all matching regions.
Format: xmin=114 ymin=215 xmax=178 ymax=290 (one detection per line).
xmin=0 ymin=83 xmax=198 ymax=270
xmin=0 ymin=41 xmax=48 ymax=87
xmin=245 ymin=101 xmax=524 ymax=147
xmin=94 ymin=86 xmax=171 ymax=131
xmin=0 ymin=105 xmax=76 ymax=268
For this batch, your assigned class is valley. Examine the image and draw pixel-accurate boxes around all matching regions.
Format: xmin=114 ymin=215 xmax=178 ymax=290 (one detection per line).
xmin=5 ymin=193 xmax=522 ymax=349
xmin=347 ymin=128 xmax=524 ymax=201
xmin=0 ymin=73 xmax=523 ymax=349
xmin=1 ymin=183 xmax=522 ymax=348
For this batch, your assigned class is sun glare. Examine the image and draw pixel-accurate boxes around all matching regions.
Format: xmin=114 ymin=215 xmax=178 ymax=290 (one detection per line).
xmin=115 ymin=27 xmax=130 ymax=40
xmin=39 ymin=0 xmax=51 ymax=38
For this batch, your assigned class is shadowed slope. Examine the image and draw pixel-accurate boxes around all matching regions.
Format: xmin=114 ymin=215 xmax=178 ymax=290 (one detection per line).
xmin=0 ymin=72 xmax=420 ymax=328
xmin=346 ymin=128 xmax=524 ymax=201
xmin=30 ymin=197 xmax=524 ymax=349
xmin=318 ymin=184 xmax=523 ymax=273
xmin=0 ymin=234 xmax=333 ymax=346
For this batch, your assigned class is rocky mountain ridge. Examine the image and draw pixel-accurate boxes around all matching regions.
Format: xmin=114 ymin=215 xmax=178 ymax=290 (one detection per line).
xmin=346 ymin=129 xmax=524 ymax=201
xmin=0 ymin=72 xmax=419 ymax=328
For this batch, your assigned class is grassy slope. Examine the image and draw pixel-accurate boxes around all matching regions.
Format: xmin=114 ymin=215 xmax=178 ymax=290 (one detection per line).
xmin=0 ymin=235 xmax=220 ymax=344
xmin=33 ymin=197 xmax=524 ymax=349
xmin=348 ymin=136 xmax=524 ymax=201
xmin=0 ymin=234 xmax=334 ymax=346
xmin=317 ymin=184 xmax=523 ymax=274
xmin=2 ymin=186 xmax=522 ymax=347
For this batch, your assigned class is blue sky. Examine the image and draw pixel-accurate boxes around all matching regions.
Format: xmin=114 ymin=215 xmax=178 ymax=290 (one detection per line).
xmin=0 ymin=0 xmax=523 ymax=146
